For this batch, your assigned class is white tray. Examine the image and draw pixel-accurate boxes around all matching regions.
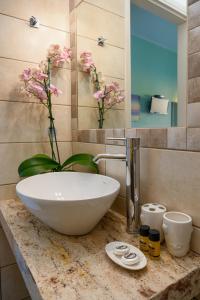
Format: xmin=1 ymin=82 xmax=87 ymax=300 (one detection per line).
xmin=105 ymin=241 xmax=147 ymax=270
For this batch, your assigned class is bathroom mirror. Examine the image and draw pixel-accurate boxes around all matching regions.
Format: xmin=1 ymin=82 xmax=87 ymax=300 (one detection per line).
xmin=130 ymin=0 xmax=187 ymax=128
xmin=71 ymin=0 xmax=188 ymax=130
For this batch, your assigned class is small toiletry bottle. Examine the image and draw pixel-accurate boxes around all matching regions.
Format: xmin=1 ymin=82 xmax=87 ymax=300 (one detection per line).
xmin=148 ymin=229 xmax=160 ymax=259
xmin=139 ymin=225 xmax=150 ymax=252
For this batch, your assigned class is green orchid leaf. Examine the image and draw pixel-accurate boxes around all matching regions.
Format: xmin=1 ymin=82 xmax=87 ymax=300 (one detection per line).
xmin=32 ymin=154 xmax=52 ymax=159
xmin=61 ymin=153 xmax=99 ymax=173
xmin=18 ymin=156 xmax=61 ymax=177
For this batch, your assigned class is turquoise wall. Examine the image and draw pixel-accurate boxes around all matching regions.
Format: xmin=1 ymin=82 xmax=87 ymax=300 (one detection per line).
xmin=131 ymin=5 xmax=177 ymax=128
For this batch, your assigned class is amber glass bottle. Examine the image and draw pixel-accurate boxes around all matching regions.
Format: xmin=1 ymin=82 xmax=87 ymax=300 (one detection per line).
xmin=148 ymin=229 xmax=160 ymax=258
xmin=139 ymin=225 xmax=150 ymax=252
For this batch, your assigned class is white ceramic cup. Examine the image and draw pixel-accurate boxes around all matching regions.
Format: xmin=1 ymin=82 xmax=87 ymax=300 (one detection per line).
xmin=162 ymin=211 xmax=193 ymax=257
xmin=140 ymin=203 xmax=166 ymax=242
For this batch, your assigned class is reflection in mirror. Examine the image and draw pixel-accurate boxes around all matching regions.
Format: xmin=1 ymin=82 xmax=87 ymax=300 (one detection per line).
xmin=130 ymin=0 xmax=187 ymax=128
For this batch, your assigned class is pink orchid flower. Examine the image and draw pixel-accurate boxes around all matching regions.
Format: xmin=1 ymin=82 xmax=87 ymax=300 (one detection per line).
xmin=48 ymin=44 xmax=72 ymax=67
xmin=28 ymin=82 xmax=47 ymax=101
xmin=32 ymin=69 xmax=48 ymax=81
xmin=60 ymin=47 xmax=72 ymax=63
xmin=20 ymin=68 xmax=32 ymax=81
xmin=49 ymin=84 xmax=62 ymax=96
xmin=93 ymin=90 xmax=105 ymax=101
xmin=107 ymin=82 xmax=120 ymax=92
xmin=80 ymin=51 xmax=95 ymax=72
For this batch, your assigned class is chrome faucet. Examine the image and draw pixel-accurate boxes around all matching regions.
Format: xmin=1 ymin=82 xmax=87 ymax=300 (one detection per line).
xmin=93 ymin=137 xmax=140 ymax=234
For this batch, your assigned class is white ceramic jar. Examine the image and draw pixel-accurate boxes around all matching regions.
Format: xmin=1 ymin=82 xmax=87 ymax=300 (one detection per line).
xmin=162 ymin=211 xmax=193 ymax=257
xmin=140 ymin=203 xmax=166 ymax=242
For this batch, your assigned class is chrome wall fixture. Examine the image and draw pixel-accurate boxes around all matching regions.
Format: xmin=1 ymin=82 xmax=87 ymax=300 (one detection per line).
xmin=29 ymin=16 xmax=40 ymax=28
xmin=97 ymin=36 xmax=106 ymax=46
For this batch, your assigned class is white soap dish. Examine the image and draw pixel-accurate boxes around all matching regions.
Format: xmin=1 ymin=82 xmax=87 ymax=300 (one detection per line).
xmin=105 ymin=241 xmax=147 ymax=270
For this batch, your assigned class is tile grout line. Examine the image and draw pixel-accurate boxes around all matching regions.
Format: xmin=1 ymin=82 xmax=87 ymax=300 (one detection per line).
xmin=78 ymin=69 xmax=124 ymax=81
xmin=77 ymin=34 xmax=125 ymax=50
xmin=0 ymin=56 xmax=71 ymax=70
xmin=0 ymin=141 xmax=72 ymax=144
xmin=0 ymin=99 xmax=72 ymax=107
xmin=83 ymin=1 xmax=125 ymax=19
xmin=0 ymin=12 xmax=69 ymax=33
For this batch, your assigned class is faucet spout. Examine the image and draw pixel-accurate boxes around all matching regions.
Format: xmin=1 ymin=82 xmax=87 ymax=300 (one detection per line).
xmin=93 ymin=153 xmax=126 ymax=164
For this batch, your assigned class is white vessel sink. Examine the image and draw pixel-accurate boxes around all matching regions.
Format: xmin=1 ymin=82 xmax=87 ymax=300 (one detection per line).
xmin=16 ymin=172 xmax=120 ymax=235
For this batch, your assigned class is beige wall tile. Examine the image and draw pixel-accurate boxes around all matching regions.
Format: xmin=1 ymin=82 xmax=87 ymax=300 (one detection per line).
xmin=75 ymin=0 xmax=83 ymax=8
xmin=191 ymin=226 xmax=200 ymax=254
xmin=0 ymin=228 xmax=15 ymax=267
xmin=53 ymin=141 xmax=72 ymax=163
xmin=167 ymin=127 xmax=186 ymax=150
xmin=85 ymin=0 xmax=125 ymax=17
xmin=69 ymin=0 xmax=75 ymax=11
xmin=72 ymin=129 xmax=78 ymax=142
xmin=188 ymin=0 xmax=199 ymax=5
xmin=188 ymin=1 xmax=200 ymax=30
xmin=51 ymin=68 xmax=71 ymax=106
xmin=105 ymin=128 xmax=125 ymax=145
xmin=111 ymin=195 xmax=126 ymax=216
xmin=187 ymin=128 xmax=200 ymax=151
xmin=135 ymin=129 xmax=167 ymax=148
xmin=78 ymin=72 xmax=124 ymax=109
xmin=53 ymin=105 xmax=71 ymax=142
xmin=125 ymin=128 xmax=137 ymax=138
xmin=188 ymin=52 xmax=200 ymax=79
xmin=0 ymin=184 xmax=17 ymax=201
xmin=0 ymin=141 xmax=71 ymax=185
xmin=104 ymin=110 xmax=125 ymax=129
xmin=77 ymin=2 xmax=124 ymax=48
xmin=96 ymin=129 xmax=105 ymax=144
xmin=0 ymin=15 xmax=69 ymax=63
xmin=105 ymin=145 xmax=126 ymax=197
xmin=0 ymin=102 xmax=71 ymax=143
xmin=189 ymin=26 xmax=200 ymax=55
xmin=77 ymin=36 xmax=124 ymax=78
xmin=148 ymin=129 xmax=167 ymax=148
xmin=0 ymin=58 xmax=71 ymax=105
xmin=1 ymin=264 xmax=29 ymax=300
xmin=140 ymin=148 xmax=200 ymax=228
xmin=77 ymin=129 xmax=90 ymax=142
xmin=72 ymin=142 xmax=105 ymax=174
xmin=187 ymin=102 xmax=200 ymax=127
xmin=78 ymin=107 xmax=125 ymax=129
xmin=78 ymin=107 xmax=98 ymax=129
xmin=135 ymin=129 xmax=150 ymax=148
xmin=188 ymin=77 xmax=200 ymax=103
xmin=0 ymin=0 xmax=70 ymax=32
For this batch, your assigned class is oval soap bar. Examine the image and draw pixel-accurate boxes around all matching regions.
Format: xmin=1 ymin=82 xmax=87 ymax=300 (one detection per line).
xmin=114 ymin=244 xmax=130 ymax=256
xmin=121 ymin=252 xmax=140 ymax=265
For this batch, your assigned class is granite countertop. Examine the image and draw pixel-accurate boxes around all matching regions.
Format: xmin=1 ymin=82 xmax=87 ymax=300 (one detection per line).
xmin=0 ymin=199 xmax=200 ymax=300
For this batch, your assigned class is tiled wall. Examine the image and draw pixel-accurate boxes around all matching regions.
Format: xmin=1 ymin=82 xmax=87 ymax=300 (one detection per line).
xmin=0 ymin=1 xmax=71 ymax=299
xmin=70 ymin=0 xmax=126 ymax=130
xmin=188 ymin=0 xmax=200 ymax=126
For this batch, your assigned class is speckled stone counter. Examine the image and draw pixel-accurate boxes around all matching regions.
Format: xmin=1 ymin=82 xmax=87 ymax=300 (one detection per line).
xmin=0 ymin=199 xmax=200 ymax=300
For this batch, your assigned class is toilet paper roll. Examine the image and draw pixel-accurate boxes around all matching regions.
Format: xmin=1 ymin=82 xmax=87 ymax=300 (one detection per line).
xmin=140 ymin=203 xmax=167 ymax=242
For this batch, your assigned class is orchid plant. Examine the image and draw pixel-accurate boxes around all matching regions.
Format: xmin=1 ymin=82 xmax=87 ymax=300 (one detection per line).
xmin=79 ymin=51 xmax=125 ymax=128
xmin=18 ymin=45 xmax=98 ymax=177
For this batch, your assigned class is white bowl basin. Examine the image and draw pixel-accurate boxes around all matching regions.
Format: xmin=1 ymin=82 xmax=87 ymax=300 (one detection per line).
xmin=16 ymin=172 xmax=120 ymax=235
